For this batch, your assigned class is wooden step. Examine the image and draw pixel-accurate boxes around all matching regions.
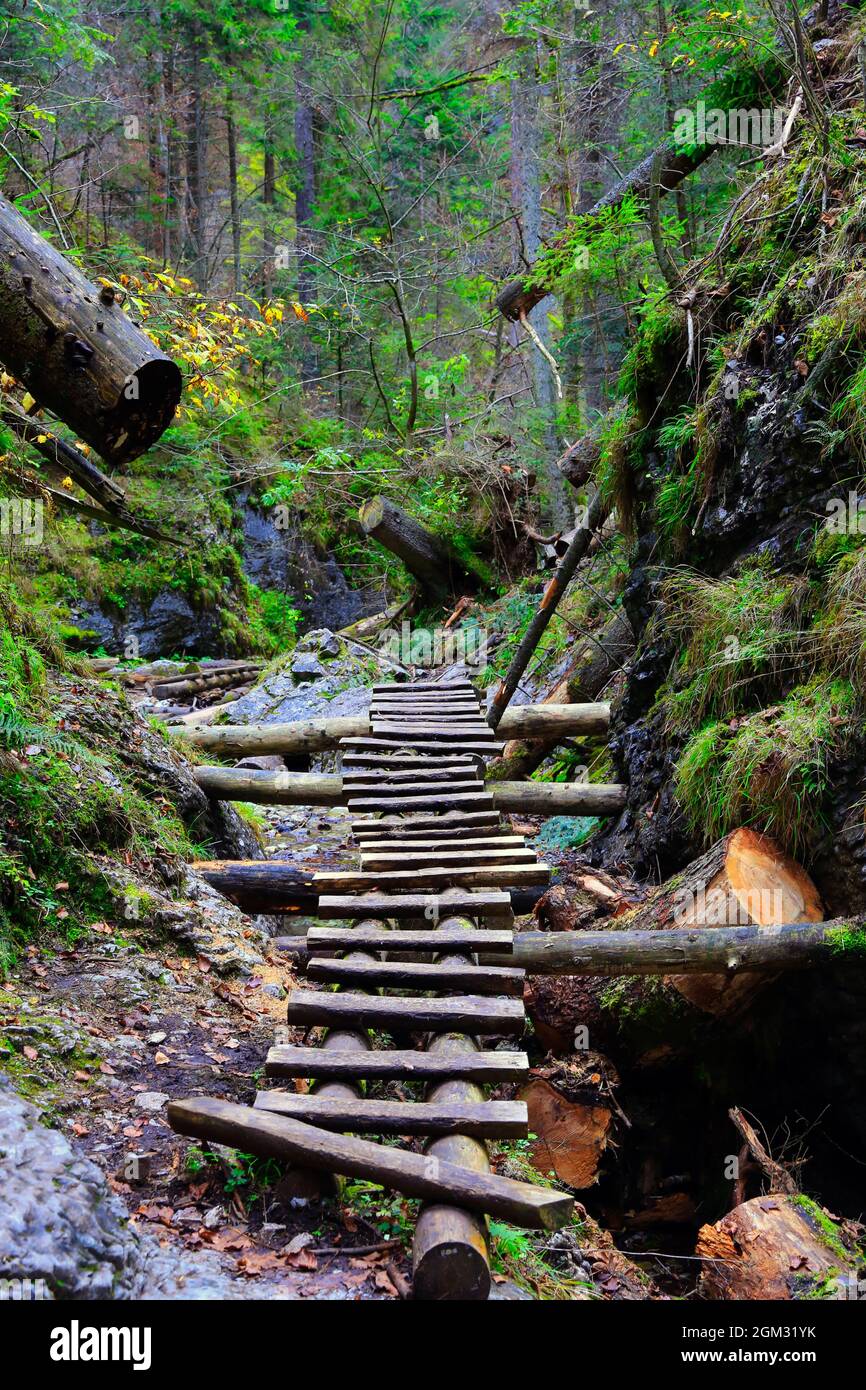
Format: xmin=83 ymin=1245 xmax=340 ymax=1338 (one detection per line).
xmin=371 ymin=723 xmax=495 ymax=742
xmin=358 ymin=835 xmax=526 ymax=852
xmin=254 ymin=1091 xmax=528 ymax=1138
xmin=306 ymin=957 xmax=526 ymax=995
xmin=314 ymin=893 xmax=514 ymax=923
xmin=168 ymin=1097 xmax=572 ymax=1231
xmin=371 ymin=681 xmax=475 ymax=694
xmin=359 ymin=847 xmax=536 ymax=870
xmin=342 ymin=753 xmax=484 ymax=772
xmin=352 ymin=811 xmax=501 ymax=836
xmin=286 ymin=989 xmax=526 ymax=1034
xmin=340 ymin=738 xmax=504 ymax=757
xmin=313 ymin=863 xmax=550 ymax=893
xmin=265 ymin=1045 xmax=530 ymax=1083
xmin=370 ymin=698 xmax=480 ymax=712
xmin=343 ymin=766 xmax=481 ymax=786
xmin=347 ymin=792 xmax=495 ymax=814
xmin=344 ymin=777 xmax=484 ymax=798
xmin=308 ymin=925 xmax=514 ymax=951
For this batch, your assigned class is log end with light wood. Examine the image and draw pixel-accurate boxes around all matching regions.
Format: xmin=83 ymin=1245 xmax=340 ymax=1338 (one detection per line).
xmin=697 ymin=1194 xmax=862 ymax=1300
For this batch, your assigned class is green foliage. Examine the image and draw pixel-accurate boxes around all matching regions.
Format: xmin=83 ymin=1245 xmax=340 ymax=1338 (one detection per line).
xmin=675 ymin=677 xmax=858 ymax=854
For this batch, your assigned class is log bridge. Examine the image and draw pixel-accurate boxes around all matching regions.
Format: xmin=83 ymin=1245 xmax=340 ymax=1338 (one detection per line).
xmin=170 ymin=677 xmax=579 ymax=1299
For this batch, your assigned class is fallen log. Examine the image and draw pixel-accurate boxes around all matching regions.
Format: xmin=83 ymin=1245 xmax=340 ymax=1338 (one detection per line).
xmin=525 ymin=830 xmax=824 ymax=1062
xmin=337 ymin=593 xmax=415 ymax=640
xmin=167 ymin=1096 xmax=573 ymax=1231
xmin=173 ymin=701 xmax=610 ymax=756
xmin=191 ymin=764 xmax=627 ymax=815
xmin=358 ymin=495 xmax=482 ymax=597
xmin=696 ymin=1194 xmax=862 ymax=1300
xmin=0 ymin=193 xmax=181 ymax=462
xmin=498 ymin=922 xmax=853 ymax=974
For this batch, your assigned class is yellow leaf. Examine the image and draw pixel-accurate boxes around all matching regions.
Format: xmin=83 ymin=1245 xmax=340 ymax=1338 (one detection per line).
xmin=22 ymin=392 xmax=36 ymax=412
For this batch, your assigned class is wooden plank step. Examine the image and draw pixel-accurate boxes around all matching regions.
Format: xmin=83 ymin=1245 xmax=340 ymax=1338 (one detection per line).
xmin=340 ymin=738 xmax=504 ymax=756
xmin=345 ymin=776 xmax=483 ymax=796
xmin=342 ymin=771 xmax=482 ymax=790
xmin=286 ymin=989 xmax=526 ymax=1034
xmin=347 ymin=792 xmax=495 ymax=814
xmin=359 ymin=847 xmax=536 ymax=870
xmin=265 ymin=1045 xmax=530 ymax=1083
xmin=371 ymin=680 xmax=475 ymax=693
xmin=358 ymin=835 xmax=526 ymax=852
xmin=168 ymin=1097 xmax=572 ymax=1231
xmin=306 ymin=956 xmax=526 ymax=995
xmin=370 ymin=697 xmax=480 ymax=709
xmin=253 ymin=1092 xmax=528 ymax=1138
xmin=313 ymin=895 xmax=514 ymax=924
xmin=308 ymin=925 xmax=514 ymax=951
xmin=352 ymin=812 xmax=502 ymax=837
xmin=370 ymin=724 xmax=497 ymax=743
xmin=370 ymin=706 xmax=481 ymax=719
xmin=313 ymin=864 xmax=550 ymax=893
xmin=342 ymin=754 xmax=483 ymax=771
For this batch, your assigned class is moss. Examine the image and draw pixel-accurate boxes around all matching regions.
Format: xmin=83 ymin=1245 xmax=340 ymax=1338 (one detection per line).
xmin=825 ymin=924 xmax=866 ymax=957
xmin=792 ymin=1195 xmax=851 ymax=1263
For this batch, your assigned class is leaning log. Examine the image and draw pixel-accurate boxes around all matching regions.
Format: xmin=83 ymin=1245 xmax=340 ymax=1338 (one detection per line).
xmin=358 ymin=496 xmax=482 ymax=597
xmin=191 ymin=764 xmax=627 ymax=816
xmin=174 ymin=702 xmax=610 ymax=756
xmin=167 ymin=1096 xmax=573 ymax=1230
xmin=0 ymin=192 xmax=182 ymax=462
xmin=491 ymin=614 xmax=632 ymax=780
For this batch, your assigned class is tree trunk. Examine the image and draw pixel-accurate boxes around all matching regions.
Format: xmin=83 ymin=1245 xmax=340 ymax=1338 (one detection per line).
xmin=525 ymin=830 xmax=824 ymax=1063
xmin=0 ymin=196 xmax=181 ymax=463
xmin=509 ymin=42 xmax=570 ymax=529
xmin=358 ymin=495 xmax=481 ymax=596
xmin=191 ymin=764 xmax=626 ymax=816
xmin=519 ymin=1054 xmax=616 ymax=1189
xmin=294 ymin=20 xmax=318 ymax=387
xmin=185 ymin=29 xmax=208 ymax=287
xmin=697 ymin=1195 xmax=861 ymax=1300
xmin=225 ymin=99 xmax=242 ymax=295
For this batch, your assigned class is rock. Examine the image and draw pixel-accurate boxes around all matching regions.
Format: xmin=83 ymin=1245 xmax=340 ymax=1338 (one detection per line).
xmin=234 ymin=755 xmax=286 ymax=772
xmin=0 ymin=1084 xmax=299 ymax=1300
xmin=290 ymin=653 xmax=326 ymax=680
xmin=136 ymin=1091 xmax=171 ymax=1113
xmin=70 ymin=591 xmax=224 ymax=660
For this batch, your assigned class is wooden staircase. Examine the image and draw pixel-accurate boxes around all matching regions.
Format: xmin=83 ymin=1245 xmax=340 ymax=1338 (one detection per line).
xmin=169 ymin=677 xmax=574 ymax=1300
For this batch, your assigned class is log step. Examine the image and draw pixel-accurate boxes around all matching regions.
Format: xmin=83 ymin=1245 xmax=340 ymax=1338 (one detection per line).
xmin=341 ymin=753 xmax=484 ymax=772
xmin=306 ymin=957 xmax=526 ymax=995
xmin=371 ymin=681 xmax=475 ymax=693
xmin=313 ymin=864 xmax=550 ymax=893
xmin=168 ymin=1097 xmax=572 ymax=1230
xmin=314 ymin=893 xmax=514 ymax=922
xmin=342 ymin=766 xmax=482 ymax=786
xmin=359 ymin=847 xmax=536 ymax=870
xmin=371 ymin=723 xmax=496 ymax=742
xmin=253 ymin=1092 xmax=528 ymax=1138
xmin=352 ymin=811 xmax=501 ymax=836
xmin=347 ymin=792 xmax=495 ymax=814
xmin=358 ymin=835 xmax=526 ymax=852
xmin=265 ymin=1045 xmax=530 ymax=1082
xmin=286 ymin=989 xmax=525 ymax=1034
xmin=340 ymin=738 xmax=504 ymax=757
xmin=307 ymin=925 xmax=514 ymax=951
